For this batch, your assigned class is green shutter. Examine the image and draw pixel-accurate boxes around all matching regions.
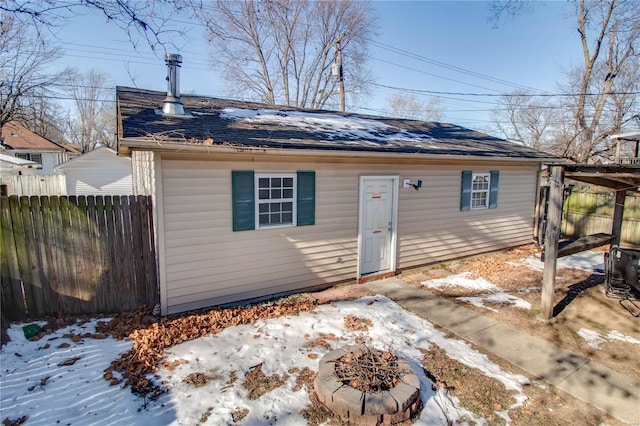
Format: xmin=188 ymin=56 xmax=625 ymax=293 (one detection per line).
xmin=460 ymin=171 xmax=472 ymax=211
xmin=297 ymin=171 xmax=315 ymax=226
xmin=232 ymin=171 xmax=255 ymax=231
xmin=489 ymin=171 xmax=499 ymax=209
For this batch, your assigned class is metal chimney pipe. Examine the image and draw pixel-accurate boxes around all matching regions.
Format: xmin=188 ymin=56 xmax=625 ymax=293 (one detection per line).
xmin=162 ymin=53 xmax=186 ymax=116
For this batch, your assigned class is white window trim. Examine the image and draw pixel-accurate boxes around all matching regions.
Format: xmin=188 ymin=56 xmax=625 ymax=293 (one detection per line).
xmin=254 ymin=173 xmax=297 ymax=229
xmin=471 ymin=172 xmax=490 ymax=210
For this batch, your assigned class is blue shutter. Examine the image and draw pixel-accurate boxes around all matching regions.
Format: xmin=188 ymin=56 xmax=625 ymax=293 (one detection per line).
xmin=489 ymin=171 xmax=499 ymax=209
xmin=297 ymin=171 xmax=315 ymax=226
xmin=232 ymin=171 xmax=255 ymax=231
xmin=460 ymin=171 xmax=472 ymax=211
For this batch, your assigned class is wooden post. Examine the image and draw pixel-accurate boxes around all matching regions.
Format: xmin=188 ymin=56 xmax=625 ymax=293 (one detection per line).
xmin=540 ymin=165 xmax=564 ymax=320
xmin=611 ymin=189 xmax=626 ymax=247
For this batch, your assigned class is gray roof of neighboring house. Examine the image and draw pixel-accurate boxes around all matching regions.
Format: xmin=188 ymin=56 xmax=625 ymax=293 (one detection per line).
xmin=116 ymin=86 xmax=558 ymax=160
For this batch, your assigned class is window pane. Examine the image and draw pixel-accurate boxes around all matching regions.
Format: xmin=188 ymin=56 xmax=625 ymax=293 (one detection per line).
xmin=256 ymin=175 xmax=296 ymax=228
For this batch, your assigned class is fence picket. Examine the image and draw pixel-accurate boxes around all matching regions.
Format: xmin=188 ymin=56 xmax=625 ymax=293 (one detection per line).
xmin=0 ymin=196 xmax=25 ymax=319
xmin=0 ymin=195 xmax=157 ymax=320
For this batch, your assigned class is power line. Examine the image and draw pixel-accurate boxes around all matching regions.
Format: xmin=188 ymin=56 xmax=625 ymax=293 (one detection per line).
xmin=370 ymin=82 xmax=640 ymax=98
xmin=368 ymin=40 xmax=546 ymax=94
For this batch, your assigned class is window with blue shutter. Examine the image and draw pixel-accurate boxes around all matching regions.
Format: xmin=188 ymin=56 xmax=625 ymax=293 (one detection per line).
xmin=489 ymin=171 xmax=499 ymax=209
xmin=232 ymin=171 xmax=255 ymax=231
xmin=232 ymin=170 xmax=315 ymax=231
xmin=460 ymin=171 xmax=472 ymax=211
xmin=460 ymin=170 xmax=499 ymax=211
xmin=297 ymin=171 xmax=315 ymax=226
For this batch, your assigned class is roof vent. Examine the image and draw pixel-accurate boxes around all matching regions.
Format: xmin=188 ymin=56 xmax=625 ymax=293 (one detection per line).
xmin=162 ymin=53 xmax=187 ymax=116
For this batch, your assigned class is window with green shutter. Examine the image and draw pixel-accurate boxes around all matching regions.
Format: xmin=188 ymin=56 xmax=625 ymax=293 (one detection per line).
xmin=232 ymin=170 xmax=315 ymax=231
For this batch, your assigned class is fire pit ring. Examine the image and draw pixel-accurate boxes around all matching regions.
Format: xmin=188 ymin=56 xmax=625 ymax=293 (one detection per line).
xmin=314 ymin=345 xmax=422 ymax=425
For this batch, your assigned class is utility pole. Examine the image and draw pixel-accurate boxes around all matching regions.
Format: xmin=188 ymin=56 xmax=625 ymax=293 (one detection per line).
xmin=335 ymin=34 xmax=345 ymax=113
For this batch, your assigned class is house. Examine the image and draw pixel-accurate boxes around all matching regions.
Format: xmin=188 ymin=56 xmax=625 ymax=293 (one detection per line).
xmin=55 ymin=145 xmax=133 ymax=196
xmin=0 ymin=152 xmax=39 ymax=175
xmin=117 ymin=62 xmax=558 ymax=315
xmin=0 ymin=122 xmax=79 ymax=174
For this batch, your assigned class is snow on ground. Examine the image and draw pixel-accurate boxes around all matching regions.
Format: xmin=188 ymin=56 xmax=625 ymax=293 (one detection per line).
xmin=0 ymin=296 xmax=529 ymax=425
xmin=577 ymin=328 xmax=640 ymax=350
xmin=422 ymin=272 xmax=532 ymax=312
xmin=516 ymin=250 xmax=606 ymax=273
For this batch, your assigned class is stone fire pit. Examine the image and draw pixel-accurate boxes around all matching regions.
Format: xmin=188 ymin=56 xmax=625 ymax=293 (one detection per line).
xmin=314 ymin=345 xmax=422 ymax=425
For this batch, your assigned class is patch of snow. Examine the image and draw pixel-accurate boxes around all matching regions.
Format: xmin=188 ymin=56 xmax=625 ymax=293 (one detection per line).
xmin=519 ymin=250 xmax=605 ymax=273
xmin=577 ymin=328 xmax=606 ymax=349
xmin=220 ymin=107 xmax=437 ymax=145
xmin=0 ymin=296 xmax=529 ymax=425
xmin=422 ymin=273 xmax=532 ymax=312
xmin=458 ymin=293 xmax=532 ymax=313
xmin=423 ymin=272 xmax=499 ymax=292
xmin=578 ymin=328 xmax=640 ymax=349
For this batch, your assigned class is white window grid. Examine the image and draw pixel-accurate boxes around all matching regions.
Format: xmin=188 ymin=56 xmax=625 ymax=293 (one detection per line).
xmin=255 ymin=173 xmax=296 ymax=228
xmin=471 ymin=173 xmax=490 ymax=209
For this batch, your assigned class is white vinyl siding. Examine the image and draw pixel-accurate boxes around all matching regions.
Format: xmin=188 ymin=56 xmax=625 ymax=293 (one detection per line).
xmin=158 ymin=156 xmax=539 ymax=314
xmin=58 ymin=147 xmax=133 ymax=195
xmin=131 ymin=150 xmax=155 ymax=196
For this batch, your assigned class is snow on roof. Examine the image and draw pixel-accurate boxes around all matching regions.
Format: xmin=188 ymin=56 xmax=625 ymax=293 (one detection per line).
xmin=218 ymin=107 xmax=437 ymax=145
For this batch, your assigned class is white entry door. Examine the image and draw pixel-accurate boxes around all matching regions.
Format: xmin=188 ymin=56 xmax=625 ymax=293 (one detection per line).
xmin=358 ymin=177 xmax=397 ymax=276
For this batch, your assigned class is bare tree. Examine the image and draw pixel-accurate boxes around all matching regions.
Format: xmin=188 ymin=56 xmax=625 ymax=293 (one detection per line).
xmin=19 ymin=93 xmax=66 ymax=143
xmin=491 ymin=91 xmax=555 ymax=151
xmin=203 ymin=0 xmax=375 ymax=109
xmin=0 ymin=0 xmax=189 ymax=50
xmin=64 ymin=70 xmax=116 ymax=152
xmin=387 ymin=92 xmax=445 ymax=122
xmin=490 ymin=0 xmax=640 ymax=162
xmin=0 ymin=15 xmax=73 ymax=137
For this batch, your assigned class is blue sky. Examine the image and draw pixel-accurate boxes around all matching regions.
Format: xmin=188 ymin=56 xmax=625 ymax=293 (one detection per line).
xmin=49 ymin=1 xmax=580 ymax=132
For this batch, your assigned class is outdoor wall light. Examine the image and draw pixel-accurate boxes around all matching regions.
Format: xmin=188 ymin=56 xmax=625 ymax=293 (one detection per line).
xmin=403 ymin=178 xmax=422 ymax=190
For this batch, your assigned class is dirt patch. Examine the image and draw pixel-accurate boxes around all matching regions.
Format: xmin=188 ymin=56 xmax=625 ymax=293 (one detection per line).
xmin=402 ymin=244 xmax=640 ymax=382
xmin=243 ymin=363 xmax=289 ymax=400
xmin=420 ymin=343 xmax=626 ymax=426
xmin=343 ymin=315 xmax=373 ymax=332
xmin=183 ymin=372 xmax=216 ymax=387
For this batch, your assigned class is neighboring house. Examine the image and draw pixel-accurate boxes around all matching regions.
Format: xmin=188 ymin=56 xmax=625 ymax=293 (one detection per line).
xmin=0 ymin=122 xmax=79 ymax=174
xmin=55 ymin=145 xmax=133 ymax=196
xmin=0 ymin=152 xmax=39 ymax=175
xmin=0 ymin=152 xmax=39 ymax=195
xmin=117 ymin=85 xmax=559 ymax=315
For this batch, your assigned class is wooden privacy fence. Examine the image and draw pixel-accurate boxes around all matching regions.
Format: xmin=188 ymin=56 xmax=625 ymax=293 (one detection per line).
xmin=562 ymin=190 xmax=640 ymax=247
xmin=1 ymin=195 xmax=158 ymax=321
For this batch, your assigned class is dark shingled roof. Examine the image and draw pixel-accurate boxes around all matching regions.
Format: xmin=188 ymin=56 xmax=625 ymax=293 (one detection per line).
xmin=117 ymin=86 xmax=557 ymax=160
